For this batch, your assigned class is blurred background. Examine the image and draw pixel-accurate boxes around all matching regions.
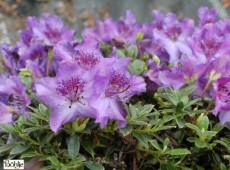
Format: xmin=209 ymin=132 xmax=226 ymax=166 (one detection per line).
xmin=0 ymin=0 xmax=229 ymax=44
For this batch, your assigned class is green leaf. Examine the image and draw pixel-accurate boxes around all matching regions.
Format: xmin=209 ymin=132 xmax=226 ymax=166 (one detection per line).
xmin=136 ymin=32 xmax=144 ymax=41
xmin=179 ymin=85 xmax=196 ymax=96
xmin=163 ymin=93 xmax=178 ymax=106
xmin=116 ymin=49 xmax=126 ymax=57
xmin=0 ymin=138 xmax=4 ymax=145
xmin=185 ymin=123 xmax=202 ymax=136
xmin=28 ymin=111 xmax=48 ymax=121
xmin=133 ymin=132 xmax=150 ymax=149
xmin=72 ymin=118 xmax=89 ymax=132
xmin=196 ymin=165 xmax=205 ymax=170
xmin=0 ymin=143 xmax=16 ymax=154
xmin=212 ymin=123 xmax=224 ymax=132
xmin=197 ymin=115 xmax=209 ymax=131
xmin=68 ymin=135 xmax=80 ymax=160
xmin=10 ymin=144 xmax=30 ymax=155
xmin=163 ymin=138 xmax=169 ymax=152
xmin=160 ymin=163 xmax=179 ymax=170
xmin=0 ymin=123 xmax=17 ymax=135
xmin=161 ymin=115 xmax=174 ymax=124
xmin=156 ymin=126 xmax=176 ymax=131
xmin=215 ymin=139 xmax=230 ymax=150
xmin=176 ymin=118 xmax=185 ymax=128
xmin=129 ymin=120 xmax=149 ymax=126
xmin=20 ymin=151 xmax=37 ymax=158
xmin=47 ymin=156 xmax=61 ymax=167
xmin=163 ymin=138 xmax=170 ymax=147
xmin=128 ymin=59 xmax=147 ymax=75
xmin=165 ymin=149 xmax=191 ymax=155
xmin=195 ymin=139 xmax=206 ymax=148
xmin=38 ymin=104 xmax=49 ymax=115
xmin=129 ymin=104 xmax=138 ymax=119
xmin=40 ymin=133 xmax=54 ymax=149
xmin=203 ymin=131 xmax=217 ymax=138
xmin=138 ymin=104 xmax=154 ymax=116
xmin=85 ymin=161 xmax=104 ymax=170
xmin=120 ymin=125 xmax=133 ymax=136
xmin=40 ymin=165 xmax=55 ymax=170
xmin=220 ymin=163 xmax=227 ymax=170
xmin=128 ymin=45 xmax=138 ymax=59
xmin=176 ymin=102 xmax=184 ymax=112
xmin=150 ymin=140 xmax=161 ymax=151
xmin=184 ymin=98 xmax=200 ymax=108
xmin=187 ymin=137 xmax=197 ymax=143
xmin=82 ymin=140 xmax=95 ymax=158
xmin=23 ymin=125 xmax=49 ymax=133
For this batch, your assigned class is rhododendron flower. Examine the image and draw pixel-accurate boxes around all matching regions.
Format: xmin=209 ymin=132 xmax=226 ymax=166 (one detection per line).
xmin=0 ymin=102 xmax=12 ymax=125
xmin=54 ymin=38 xmax=102 ymax=70
xmin=198 ymin=7 xmax=217 ymax=26
xmin=188 ymin=23 xmax=226 ymax=63
xmin=0 ymin=75 xmax=30 ymax=115
xmin=152 ymin=12 xmax=194 ymax=64
xmin=26 ymin=13 xmax=75 ymax=46
xmin=35 ymin=64 xmax=95 ymax=133
xmin=213 ymin=77 xmax=230 ymax=124
xmin=90 ymin=52 xmax=146 ymax=128
xmin=83 ymin=11 xmax=141 ymax=45
xmin=1 ymin=44 xmax=24 ymax=75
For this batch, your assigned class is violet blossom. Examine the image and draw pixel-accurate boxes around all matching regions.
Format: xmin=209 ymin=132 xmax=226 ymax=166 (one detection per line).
xmin=1 ymin=44 xmax=24 ymax=75
xmin=82 ymin=11 xmax=141 ymax=45
xmin=213 ymin=77 xmax=230 ymax=125
xmin=35 ymin=64 xmax=96 ymax=133
xmin=0 ymin=75 xmax=30 ymax=115
xmin=90 ymin=51 xmax=146 ymax=128
xmin=198 ymin=7 xmax=217 ymax=26
xmin=0 ymin=102 xmax=13 ymax=125
xmin=152 ymin=12 xmax=194 ymax=64
xmin=26 ymin=13 xmax=75 ymax=46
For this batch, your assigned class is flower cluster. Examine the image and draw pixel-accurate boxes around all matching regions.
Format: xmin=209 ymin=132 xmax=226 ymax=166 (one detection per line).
xmin=0 ymin=14 xmax=146 ymax=133
xmin=0 ymin=7 xmax=229 ymax=133
xmin=83 ymin=7 xmax=230 ymax=125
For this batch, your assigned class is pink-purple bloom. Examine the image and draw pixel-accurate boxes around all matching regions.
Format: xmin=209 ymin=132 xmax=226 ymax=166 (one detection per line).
xmin=0 ymin=75 xmax=30 ymax=115
xmin=35 ymin=64 xmax=95 ymax=133
xmin=213 ymin=77 xmax=230 ymax=125
xmin=0 ymin=6 xmax=229 ymax=133
xmin=26 ymin=13 xmax=75 ymax=46
xmin=90 ymin=52 xmax=146 ymax=128
xmin=0 ymin=102 xmax=13 ymax=125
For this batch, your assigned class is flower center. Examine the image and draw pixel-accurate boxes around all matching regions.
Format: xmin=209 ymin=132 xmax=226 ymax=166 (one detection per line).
xmin=218 ymin=82 xmax=230 ymax=103
xmin=8 ymin=94 xmax=23 ymax=110
xmin=56 ymin=77 xmax=85 ymax=108
xmin=105 ymin=73 xmax=130 ymax=99
xmin=73 ymin=50 xmax=100 ymax=69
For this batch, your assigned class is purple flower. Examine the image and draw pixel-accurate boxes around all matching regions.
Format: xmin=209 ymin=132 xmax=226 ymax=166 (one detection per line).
xmin=142 ymin=10 xmax=195 ymax=65
xmin=83 ymin=11 xmax=141 ymax=45
xmin=35 ymin=64 xmax=95 ymax=133
xmin=1 ymin=44 xmax=24 ymax=75
xmin=198 ymin=7 xmax=217 ymax=26
xmin=144 ymin=59 xmax=165 ymax=86
xmin=54 ymin=39 xmax=102 ymax=70
xmin=152 ymin=14 xmax=194 ymax=64
xmin=188 ymin=23 xmax=226 ymax=63
xmin=0 ymin=102 xmax=12 ymax=125
xmin=26 ymin=13 xmax=75 ymax=46
xmin=0 ymin=75 xmax=30 ymax=115
xmin=158 ymin=67 xmax=185 ymax=89
xmin=213 ymin=77 xmax=230 ymax=124
xmin=90 ymin=52 xmax=146 ymax=128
